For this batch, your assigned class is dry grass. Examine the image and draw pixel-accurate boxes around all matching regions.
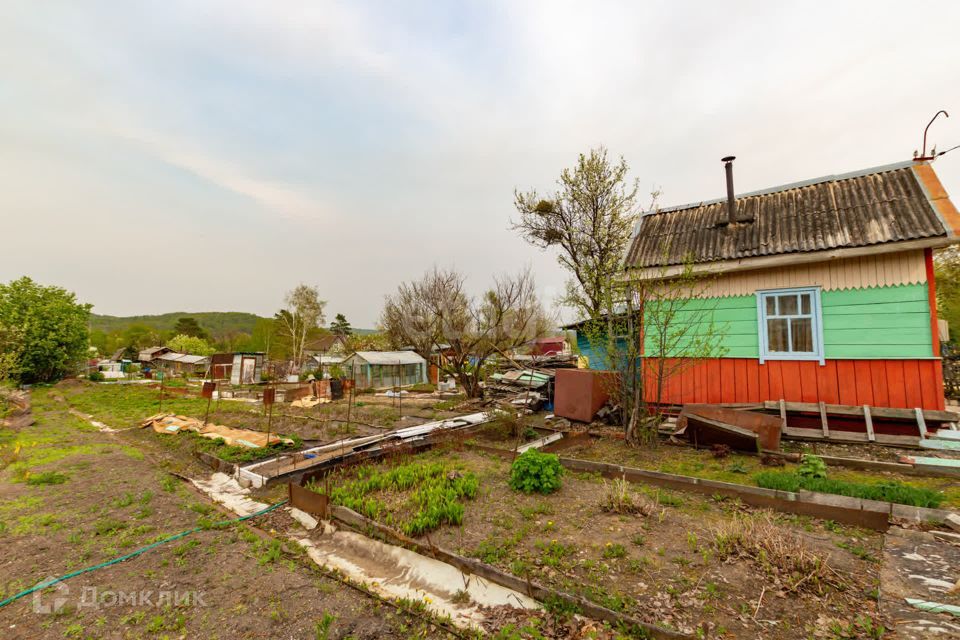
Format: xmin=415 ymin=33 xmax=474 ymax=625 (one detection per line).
xmin=599 ymin=476 xmax=654 ymax=516
xmin=711 ymin=513 xmax=847 ymax=595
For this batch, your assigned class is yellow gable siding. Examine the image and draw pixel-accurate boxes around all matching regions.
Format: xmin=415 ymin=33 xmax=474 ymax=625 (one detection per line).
xmin=696 ymin=250 xmax=926 ymax=298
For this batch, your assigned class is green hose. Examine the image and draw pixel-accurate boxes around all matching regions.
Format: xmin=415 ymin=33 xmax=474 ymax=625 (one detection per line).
xmin=0 ymin=499 xmax=288 ymax=609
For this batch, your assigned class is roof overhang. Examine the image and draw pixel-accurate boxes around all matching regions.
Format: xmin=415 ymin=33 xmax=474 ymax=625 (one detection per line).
xmin=624 ymin=235 xmax=956 ymax=282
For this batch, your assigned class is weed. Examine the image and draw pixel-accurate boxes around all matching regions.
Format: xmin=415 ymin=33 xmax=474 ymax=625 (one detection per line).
xmin=93 ymin=518 xmax=127 ymax=536
xmin=315 ymin=613 xmax=336 ymax=640
xmin=711 ymin=513 xmax=843 ymax=594
xmin=602 ymin=542 xmax=627 ymax=559
xmin=451 ymin=589 xmax=471 ymax=605
xmin=600 ymin=477 xmax=652 ymax=515
xmin=509 ymin=450 xmax=563 ymax=495
xmin=536 ymin=539 xmax=573 ymax=568
xmin=159 ymin=474 xmax=178 ymax=492
xmin=631 ymin=533 xmax=646 ymax=546
xmin=257 ymin=539 xmax=283 ymax=564
xmin=836 ymin=541 xmax=877 ymax=562
xmin=26 ymin=471 xmax=69 ymax=486
xmin=111 ymin=492 xmax=135 ymax=508
xmin=798 ymin=454 xmax=828 ymax=479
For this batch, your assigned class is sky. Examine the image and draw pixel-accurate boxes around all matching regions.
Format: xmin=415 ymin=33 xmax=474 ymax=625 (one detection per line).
xmin=2 ymin=1 xmax=960 ymax=328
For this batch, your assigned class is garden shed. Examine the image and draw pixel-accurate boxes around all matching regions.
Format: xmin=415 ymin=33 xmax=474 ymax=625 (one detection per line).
xmin=578 ymin=159 xmax=960 ymax=411
xmin=341 ymin=351 xmax=428 ymax=389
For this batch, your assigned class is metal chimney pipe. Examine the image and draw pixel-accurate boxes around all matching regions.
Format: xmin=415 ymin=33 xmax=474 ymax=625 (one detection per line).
xmin=722 ymin=156 xmax=736 ymax=224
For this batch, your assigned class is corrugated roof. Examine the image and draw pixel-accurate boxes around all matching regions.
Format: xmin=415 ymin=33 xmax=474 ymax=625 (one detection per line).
xmin=345 ymin=351 xmax=426 ymax=365
xmin=624 ymin=161 xmax=950 ymax=268
xmin=156 ymin=352 xmax=209 ymax=364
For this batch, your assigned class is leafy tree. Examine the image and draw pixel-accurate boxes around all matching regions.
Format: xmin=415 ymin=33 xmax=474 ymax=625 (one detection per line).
xmin=513 ymin=146 xmax=642 ymax=319
xmin=276 ymin=285 xmax=326 ymax=371
xmin=0 ymin=277 xmax=92 ymax=383
xmin=172 ymin=316 xmax=209 ymax=340
xmin=935 ymin=246 xmax=960 ymax=340
xmin=166 ymin=334 xmax=215 ymax=356
xmin=330 ymin=313 xmax=353 ymax=336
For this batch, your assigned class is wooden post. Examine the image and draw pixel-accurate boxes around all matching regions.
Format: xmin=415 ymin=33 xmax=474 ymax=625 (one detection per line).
xmin=863 ymin=405 xmax=875 ymax=442
xmin=915 ymin=407 xmax=929 ymax=440
xmin=778 ymin=399 xmax=787 ymax=430
xmin=819 ymin=402 xmax=830 ymax=438
xmin=159 ymin=364 xmax=165 ymax=413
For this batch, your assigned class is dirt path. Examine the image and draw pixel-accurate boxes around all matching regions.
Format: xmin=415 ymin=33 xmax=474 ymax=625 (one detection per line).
xmin=0 ymin=387 xmax=458 ymax=640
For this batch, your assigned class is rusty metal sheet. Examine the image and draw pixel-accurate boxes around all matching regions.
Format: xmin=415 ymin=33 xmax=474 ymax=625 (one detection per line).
xmin=288 ymin=482 xmax=329 ymax=518
xmin=678 ymin=404 xmax=782 ymax=451
xmin=262 ymin=387 xmax=276 ymax=405
xmin=201 ymin=381 xmax=216 ymax=399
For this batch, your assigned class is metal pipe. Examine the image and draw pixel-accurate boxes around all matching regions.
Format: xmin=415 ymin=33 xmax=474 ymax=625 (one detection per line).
xmin=722 ymin=155 xmax=737 ymax=224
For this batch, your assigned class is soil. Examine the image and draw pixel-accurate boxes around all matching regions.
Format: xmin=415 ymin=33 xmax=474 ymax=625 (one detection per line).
xmin=327 ymin=444 xmax=888 ymax=638
xmin=0 ymin=387 xmax=457 ymax=640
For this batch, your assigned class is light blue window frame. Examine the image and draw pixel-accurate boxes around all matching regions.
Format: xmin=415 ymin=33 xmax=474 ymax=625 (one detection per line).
xmin=756 ymin=286 xmax=825 ymax=365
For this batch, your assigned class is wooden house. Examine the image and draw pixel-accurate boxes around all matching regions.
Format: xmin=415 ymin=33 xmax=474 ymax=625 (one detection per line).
xmin=588 ymin=160 xmax=960 ymax=411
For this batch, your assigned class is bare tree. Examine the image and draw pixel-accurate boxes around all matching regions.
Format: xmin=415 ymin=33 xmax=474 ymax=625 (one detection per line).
xmin=381 ymin=267 xmax=551 ymax=397
xmin=582 ymin=260 xmax=727 ymax=445
xmin=513 ymin=146 xmax=641 ymax=319
xmin=275 ymin=285 xmax=326 ymax=372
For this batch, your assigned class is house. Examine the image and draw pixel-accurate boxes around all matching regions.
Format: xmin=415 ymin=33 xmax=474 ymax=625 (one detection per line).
xmin=584 ymin=159 xmax=960 ymax=411
xmin=209 ymin=352 xmax=265 ymax=384
xmin=304 ymin=334 xmax=349 ymax=357
xmin=138 ymin=346 xmax=172 ymax=364
xmin=340 ymin=351 xmax=428 ymax=389
xmin=155 ymin=352 xmax=211 ymax=375
xmin=528 ymin=336 xmax=570 ymax=357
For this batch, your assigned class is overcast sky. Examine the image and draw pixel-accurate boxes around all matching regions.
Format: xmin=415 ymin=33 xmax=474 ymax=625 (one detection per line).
xmin=3 ymin=1 xmax=960 ymax=328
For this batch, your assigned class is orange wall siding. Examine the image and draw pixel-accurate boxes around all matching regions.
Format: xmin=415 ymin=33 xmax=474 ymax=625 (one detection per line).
xmin=643 ymin=358 xmax=945 ymax=410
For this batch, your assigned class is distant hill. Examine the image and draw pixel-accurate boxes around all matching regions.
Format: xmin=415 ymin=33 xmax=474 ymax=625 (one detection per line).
xmin=90 ymin=311 xmax=377 ymax=338
xmin=90 ymin=312 xmax=266 ymax=337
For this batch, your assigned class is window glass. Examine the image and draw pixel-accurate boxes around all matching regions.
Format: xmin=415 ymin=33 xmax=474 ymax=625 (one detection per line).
xmin=791 ymin=318 xmax=813 ymax=352
xmin=778 ymin=294 xmax=798 ymax=315
xmin=765 ymin=297 xmax=776 ymax=315
xmin=800 ymin=294 xmax=811 ymax=315
xmin=767 ymin=319 xmax=789 ymax=352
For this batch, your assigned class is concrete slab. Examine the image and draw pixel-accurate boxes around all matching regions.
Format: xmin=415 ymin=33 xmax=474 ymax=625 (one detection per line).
xmin=881 ymin=527 xmax=960 ymax=638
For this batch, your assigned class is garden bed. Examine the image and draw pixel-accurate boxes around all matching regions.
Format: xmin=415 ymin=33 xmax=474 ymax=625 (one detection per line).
xmin=315 ymin=445 xmax=888 ymax=638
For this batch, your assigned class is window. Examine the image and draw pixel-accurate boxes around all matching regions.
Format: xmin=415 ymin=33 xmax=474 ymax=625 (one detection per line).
xmin=756 ymin=287 xmax=824 ymax=364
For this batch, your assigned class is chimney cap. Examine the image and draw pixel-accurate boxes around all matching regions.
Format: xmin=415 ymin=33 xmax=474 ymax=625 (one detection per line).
xmin=721 ymin=155 xmax=736 ymax=163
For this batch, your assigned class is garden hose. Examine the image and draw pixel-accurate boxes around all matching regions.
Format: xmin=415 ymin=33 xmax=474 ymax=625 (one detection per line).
xmin=0 ymin=499 xmax=288 ymax=609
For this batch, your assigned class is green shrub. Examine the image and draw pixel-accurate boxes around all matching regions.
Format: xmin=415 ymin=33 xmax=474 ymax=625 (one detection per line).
xmin=87 ymin=371 xmax=105 ymax=382
xmin=755 ymin=471 xmax=943 ymax=508
xmin=509 ymin=450 xmax=563 ymax=495
xmin=798 ymin=455 xmax=828 ymax=479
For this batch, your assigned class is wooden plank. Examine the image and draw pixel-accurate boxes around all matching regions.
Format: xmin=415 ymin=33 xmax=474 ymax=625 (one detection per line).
xmin=768 ymin=361 xmax=784 ymax=402
xmin=720 ymin=359 xmax=736 ymax=403
xmin=819 ymin=401 xmax=829 ymax=438
xmin=745 ymin=359 xmax=760 ymax=403
xmin=902 ymin=360 xmax=924 ymax=408
xmin=782 ymin=426 xmax=920 ymax=447
xmin=915 ymin=407 xmax=929 ymax=439
xmin=816 ymin=360 xmax=840 ymax=405
xmin=734 ymin=359 xmax=749 ymax=403
xmin=779 ymin=399 xmax=787 ymax=430
xmin=863 ymin=405 xmax=875 ymax=442
xmin=853 ymin=361 xmax=875 ymax=406
xmin=761 ymin=400 xmax=958 ymax=423
xmin=885 ymin=360 xmax=907 ymax=408
xmin=799 ymin=362 xmax=818 ymax=403
xmin=781 ymin=361 xmax=802 ymax=401
xmin=918 ymin=360 xmax=941 ymax=411
xmin=836 ymin=360 xmax=859 ymax=405
xmin=869 ymin=361 xmax=889 ymax=407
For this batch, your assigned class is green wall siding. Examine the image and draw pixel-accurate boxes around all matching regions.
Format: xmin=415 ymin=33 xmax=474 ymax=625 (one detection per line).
xmin=643 ymin=282 xmax=933 ymax=359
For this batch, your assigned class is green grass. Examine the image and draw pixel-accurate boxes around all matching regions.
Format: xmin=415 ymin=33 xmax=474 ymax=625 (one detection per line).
xmin=755 ymin=471 xmax=944 ymax=508
xmin=25 ymin=471 xmax=69 ymax=485
xmin=315 ymin=460 xmax=479 ymax=536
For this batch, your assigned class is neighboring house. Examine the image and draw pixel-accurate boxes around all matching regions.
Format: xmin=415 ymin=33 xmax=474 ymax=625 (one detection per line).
xmin=304 ymin=334 xmax=349 ymax=357
xmin=154 ymin=352 xmax=210 ymax=375
xmin=210 ymin=352 xmax=265 ymax=384
xmin=528 ymin=337 xmax=570 ymax=357
xmin=585 ymin=160 xmax=960 ymax=411
xmin=138 ymin=346 xmax=172 ymax=364
xmin=341 ymin=351 xmax=428 ymax=389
